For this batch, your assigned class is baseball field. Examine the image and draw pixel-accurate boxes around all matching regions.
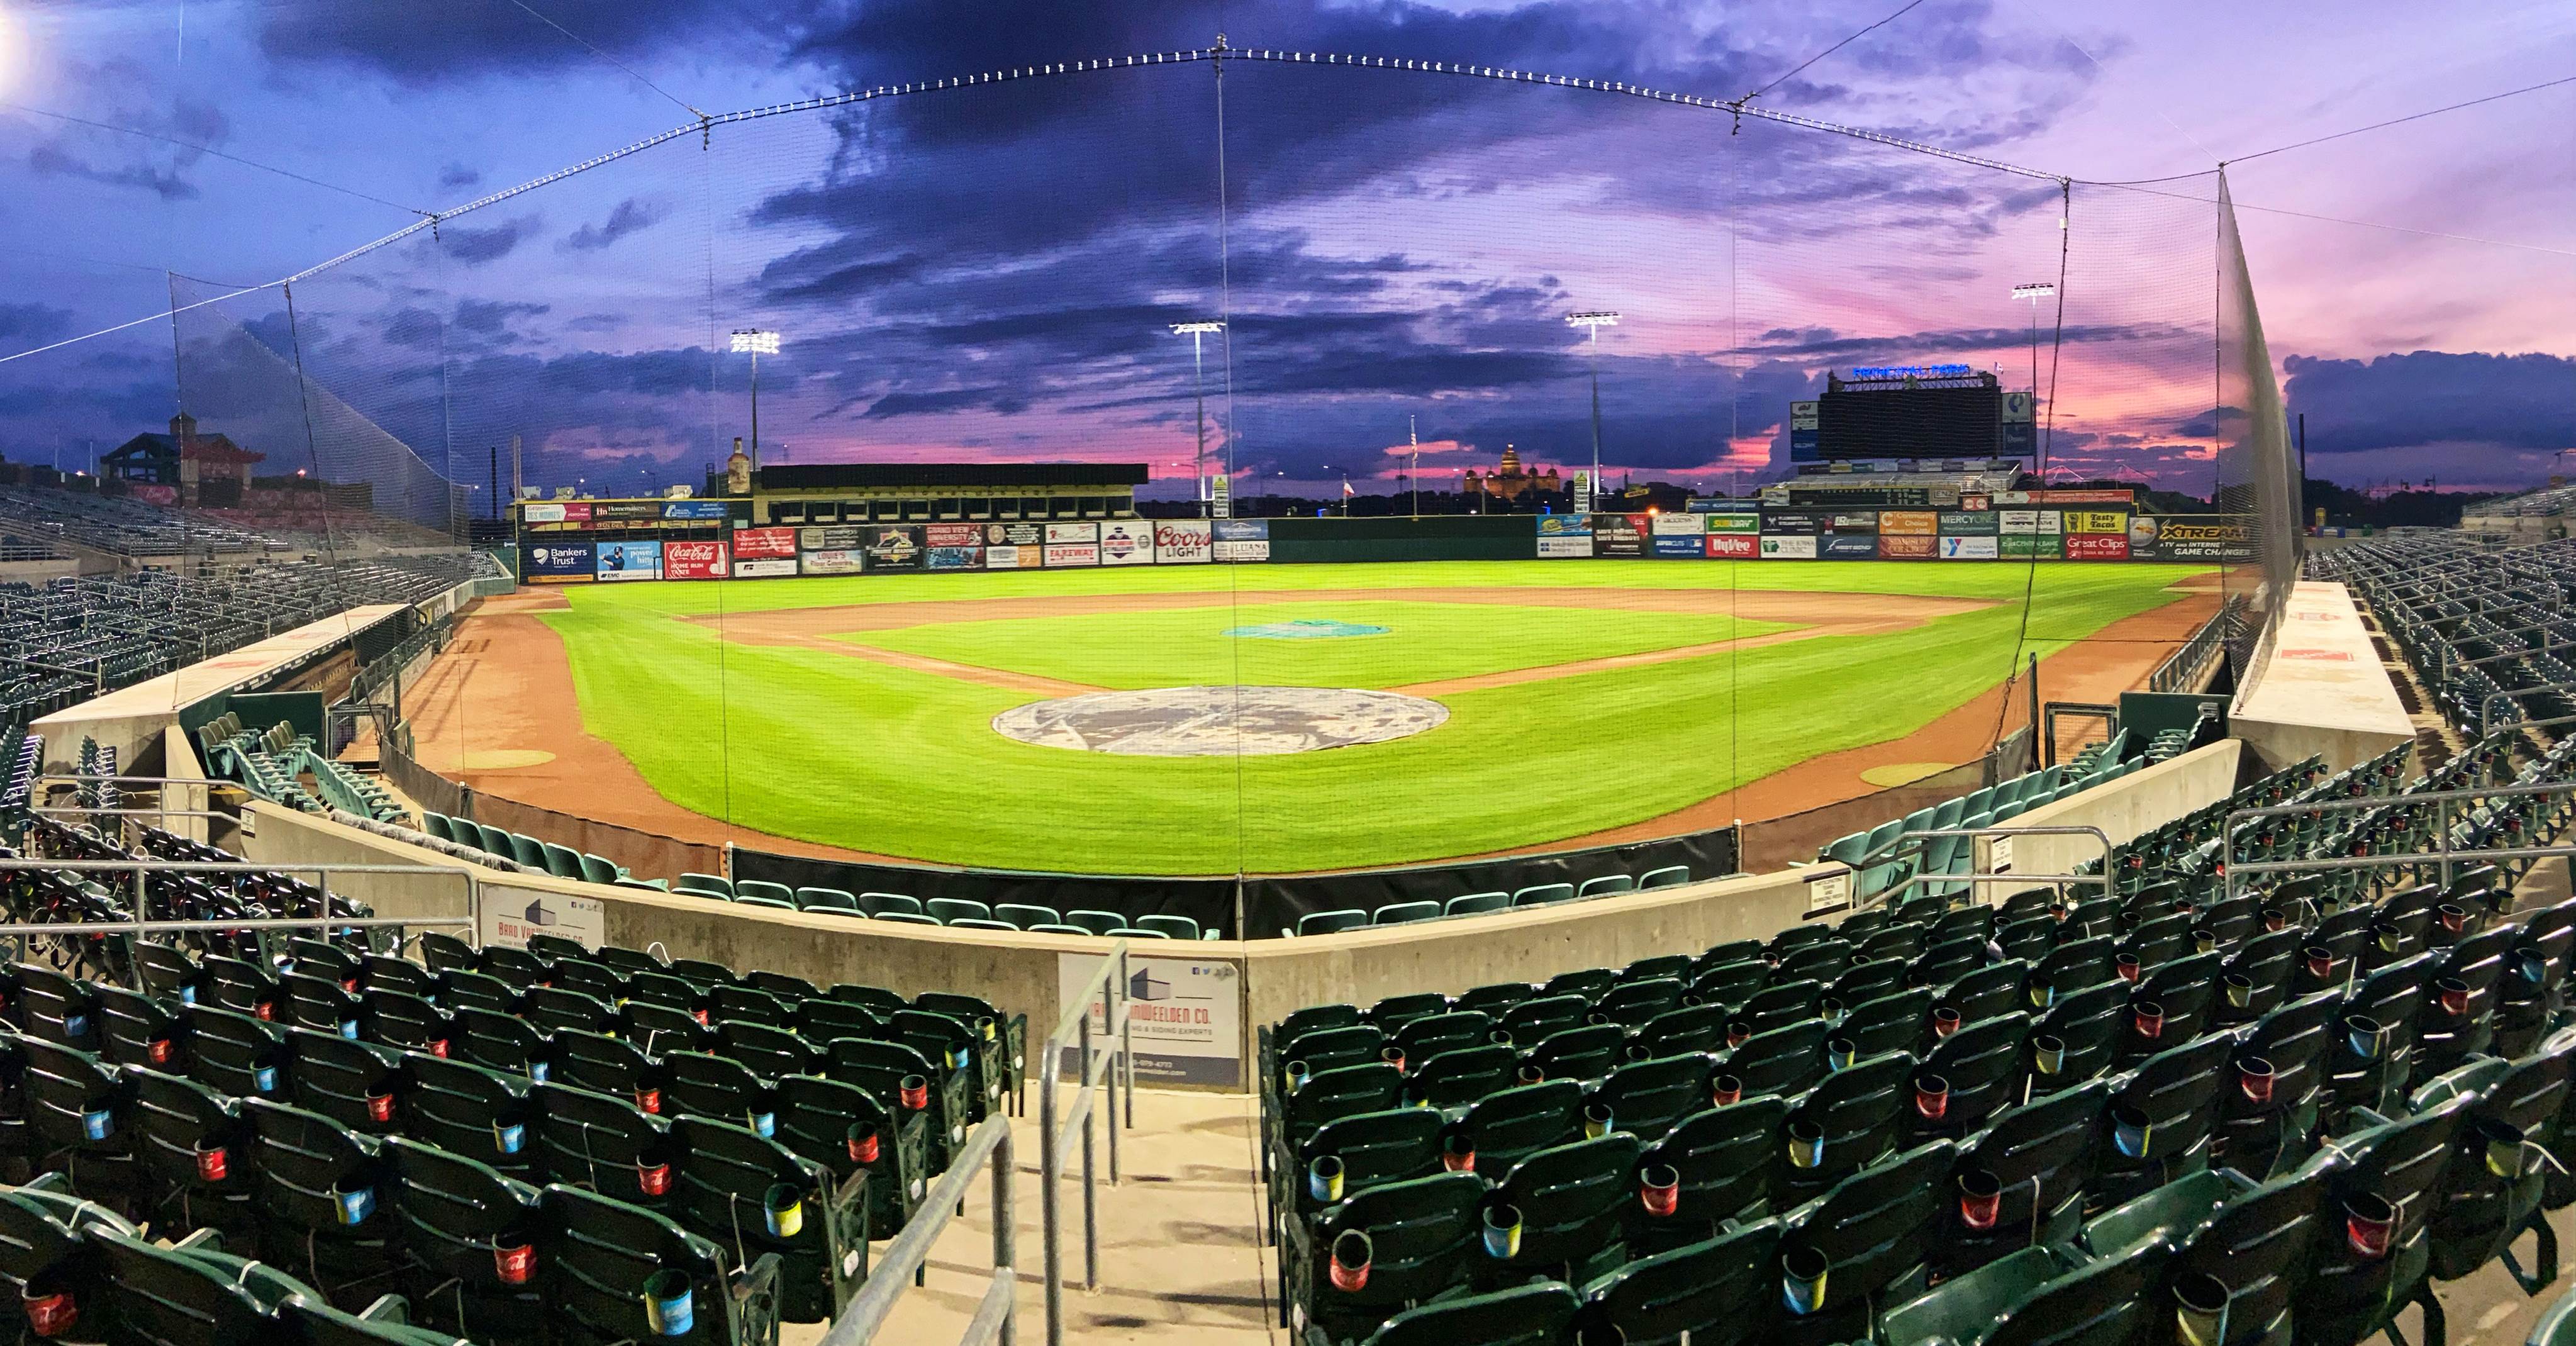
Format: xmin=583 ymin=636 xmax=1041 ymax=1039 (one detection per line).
xmin=408 ymin=558 xmax=2219 ymax=876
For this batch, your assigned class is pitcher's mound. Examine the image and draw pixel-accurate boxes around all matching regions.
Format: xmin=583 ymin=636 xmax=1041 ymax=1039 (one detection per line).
xmin=993 ymin=686 xmax=1447 ymax=757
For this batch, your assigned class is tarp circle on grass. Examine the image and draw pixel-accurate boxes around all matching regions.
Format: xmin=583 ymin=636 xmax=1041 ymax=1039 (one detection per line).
xmin=992 ymin=686 xmax=1447 ymax=757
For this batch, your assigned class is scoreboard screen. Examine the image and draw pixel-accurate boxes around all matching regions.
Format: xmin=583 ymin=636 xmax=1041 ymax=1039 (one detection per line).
xmin=1812 ymin=369 xmax=2010 ymax=461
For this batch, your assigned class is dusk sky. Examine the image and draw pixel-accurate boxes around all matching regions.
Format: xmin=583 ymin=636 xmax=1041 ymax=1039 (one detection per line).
xmin=0 ymin=0 xmax=2566 ymax=509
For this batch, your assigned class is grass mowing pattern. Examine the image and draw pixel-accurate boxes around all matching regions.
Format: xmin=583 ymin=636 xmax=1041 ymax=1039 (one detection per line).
xmin=538 ymin=559 xmax=2209 ymax=874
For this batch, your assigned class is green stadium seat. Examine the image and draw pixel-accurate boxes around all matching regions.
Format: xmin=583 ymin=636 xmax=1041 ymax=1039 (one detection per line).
xmin=615 ymin=877 xmax=668 ymax=893
xmin=1443 ymin=891 xmax=1509 ymax=917
xmin=382 ymin=1135 xmax=544 ymax=1341
xmin=1028 ymin=923 xmax=1090 ymax=936
xmin=1363 ymin=1281 xmax=1578 ymax=1346
xmin=949 ymin=918 xmax=1018 ymax=932
xmin=1064 ymin=909 xmax=1124 ymax=935
xmin=797 ymin=887 xmax=862 ymax=914
xmin=506 ymin=832 xmax=548 ymax=867
xmin=1637 ymin=865 xmax=1690 ymax=890
xmin=542 ymin=842 xmax=585 ymax=879
xmin=1584 ymin=1214 xmax=1778 ymax=1345
xmin=1107 ymin=926 xmax=1171 ymax=939
xmin=878 ymin=913 xmax=940 ymax=926
xmin=666 ymin=1115 xmax=865 ymax=1323
xmin=1512 ymin=883 xmax=1575 ymax=907
xmin=995 ymin=903 xmax=1062 ymax=928
xmin=579 ymin=852 xmax=620 ymax=884
xmin=1135 ymin=914 xmax=1203 ymax=940
xmin=926 ymin=898 xmax=993 ymax=924
xmin=735 ymin=879 xmax=796 ymax=906
xmin=1576 ymin=874 xmax=1634 ymax=898
xmin=680 ymin=872 xmax=734 ymax=898
xmin=676 ymin=882 xmax=732 ymax=902
xmin=421 ymin=812 xmax=453 ymax=843
xmin=1371 ymin=901 xmax=1441 ymax=926
xmin=535 ymin=1184 xmax=781 ymax=1346
xmin=735 ymin=896 xmax=797 ymax=912
xmin=1297 ymin=909 xmax=1369 ymax=937
xmin=862 ymin=892 xmax=923 ymax=918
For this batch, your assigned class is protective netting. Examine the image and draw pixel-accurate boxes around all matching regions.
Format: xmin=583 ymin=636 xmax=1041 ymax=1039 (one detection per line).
xmin=2212 ymin=170 xmax=2302 ymax=691
xmin=1 ymin=52 xmax=2283 ymax=901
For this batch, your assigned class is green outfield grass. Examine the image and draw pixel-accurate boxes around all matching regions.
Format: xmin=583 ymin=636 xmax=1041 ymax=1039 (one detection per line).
xmin=534 ymin=559 xmax=2211 ymax=874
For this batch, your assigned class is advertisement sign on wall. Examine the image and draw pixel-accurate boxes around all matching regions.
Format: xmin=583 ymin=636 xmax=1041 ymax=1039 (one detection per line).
xmin=1998 ymin=509 xmax=2061 ymax=535
xmin=1707 ymin=533 xmax=1759 ymax=559
xmin=662 ymin=500 xmax=730 ymax=520
xmin=924 ymin=524 xmax=984 ymax=548
xmin=1536 ymin=515 xmax=1593 ymax=559
xmin=801 ymin=548 xmax=865 ymax=575
xmin=1703 ymin=509 xmax=1761 ymax=535
xmin=1594 ymin=514 xmax=1648 ymax=558
xmin=1941 ymin=535 xmax=2000 ymax=560
xmin=2064 ymin=510 xmax=2130 ymax=535
xmin=1649 ymin=513 xmax=1705 ymax=537
xmin=733 ymin=559 xmax=798 ymax=578
xmin=1044 ymin=543 xmax=1100 ymax=567
xmin=1761 ymin=535 xmax=1819 ymax=559
xmin=480 ymin=891 xmax=605 ymax=953
xmin=596 ymin=540 xmax=662 ymax=581
xmin=2131 ymin=516 xmax=2256 ymax=561
xmin=863 ymin=526 xmax=923 ymax=571
xmin=1878 ymin=533 xmax=1938 ymax=559
xmin=1213 ymin=519 xmax=1270 ymax=562
xmin=985 ymin=522 xmax=1045 ymax=548
xmin=1652 ymin=533 xmax=1707 ymax=559
xmin=1045 ymin=522 xmax=1099 ymax=545
xmin=521 ymin=503 xmax=567 ymax=525
xmin=591 ymin=501 xmax=663 ymax=523
xmin=2065 ymin=533 xmax=2132 ymax=560
xmin=1828 ymin=511 xmax=1882 ymax=533
xmin=1056 ymin=953 xmax=1241 ymax=1087
xmin=733 ymin=526 xmax=797 ymax=559
xmin=926 ymin=547 xmax=984 ymax=570
xmin=1759 ymin=509 xmax=1827 ymax=536
xmin=1999 ymin=534 xmax=2063 ymax=559
xmin=1821 ymin=535 xmax=1881 ymax=559
xmin=1937 ymin=511 xmax=1999 ymax=535
xmin=521 ymin=542 xmax=596 ymax=582
xmin=801 ymin=525 xmax=864 ymax=550
xmin=661 ymin=540 xmax=728 ymax=579
xmin=1099 ymin=520 xmax=1154 ymax=565
xmin=986 ymin=545 xmax=1042 ymax=569
xmin=1154 ymin=520 xmax=1213 ymax=564
xmin=1877 ymin=510 xmax=1939 ymax=536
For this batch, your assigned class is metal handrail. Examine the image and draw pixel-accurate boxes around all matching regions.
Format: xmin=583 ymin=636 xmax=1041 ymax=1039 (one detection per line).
xmin=1871 ymin=825 xmax=2116 ymax=908
xmin=816 ymin=1112 xmax=1015 ymax=1346
xmin=1040 ymin=942 xmax=1135 ymax=1346
xmin=2220 ymin=777 xmax=2576 ymax=899
xmin=2149 ymin=596 xmax=2244 ymax=693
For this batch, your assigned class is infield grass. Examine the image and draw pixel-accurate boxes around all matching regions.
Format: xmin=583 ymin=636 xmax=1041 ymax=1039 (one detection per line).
xmin=535 ymin=559 xmax=2211 ymax=874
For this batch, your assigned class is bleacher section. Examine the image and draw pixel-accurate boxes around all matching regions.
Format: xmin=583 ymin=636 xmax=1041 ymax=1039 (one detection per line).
xmin=0 ymin=484 xmax=288 ymax=556
xmin=2314 ymin=535 xmax=2576 ymax=743
xmin=0 ymin=815 xmax=1031 ymax=1345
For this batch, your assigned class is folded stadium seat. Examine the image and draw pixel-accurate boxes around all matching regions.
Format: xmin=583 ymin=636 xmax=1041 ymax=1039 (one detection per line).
xmin=944 ymin=918 xmax=1013 ymax=933
xmin=90 ymin=1228 xmax=325 ymax=1346
xmin=579 ymin=854 xmax=622 ymax=886
xmin=1776 ymin=1050 xmax=1913 ymax=1203
xmin=1390 ymin=1015 xmax=1488 ymax=1071
xmin=877 ymin=913 xmax=940 ymax=926
xmin=1586 ymin=1054 xmax=1708 ymax=1140
xmin=1477 ymin=1133 xmax=1642 ymax=1289
xmin=1296 ymin=910 xmax=1369 ymax=938
xmin=126 ymin=1066 xmax=259 ymax=1242
xmin=1634 ymin=1005 xmax=1728 ymax=1059
xmin=2416 ymin=1048 xmax=2573 ymax=1286
xmin=1371 ymin=901 xmax=1441 ymax=927
xmin=2090 ymin=1032 xmax=2234 ymax=1207
xmin=530 ymin=1081 xmax=672 ymax=1207
xmin=21 ymin=1036 xmax=141 ymax=1203
xmin=1575 ymin=874 xmax=1635 ymax=899
xmin=1524 ymin=1025 xmax=1624 ymax=1082
xmin=184 ymin=1004 xmax=288 ymax=1103
xmin=477 ymin=945 xmax=551 ymax=993
xmin=1405 ymin=1045 xmax=1515 ymax=1110
xmin=238 ymin=1096 xmax=398 ymax=1298
xmin=1495 ymin=995 xmax=1586 ymax=1048
xmin=1835 ymin=987 xmax=1934 ymax=1060
xmin=615 ymin=877 xmax=670 ymax=893
xmin=1027 ymin=923 xmax=1091 ymax=936
xmin=679 ymin=872 xmax=735 ymax=898
xmin=735 ymin=895 xmax=798 ymax=912
xmin=793 ymin=889 xmax=862 ymax=916
xmin=860 ymin=892 xmax=922 ymax=918
xmin=1738 ymin=979 xmax=1825 ymax=1037
xmin=1054 ymin=908 xmax=1117 ymax=935
xmin=282 ymin=1027 xmax=409 ymax=1137
xmin=1878 ymin=1235 xmax=2171 ymax=1346
xmin=1369 ymin=991 xmax=1449 ymax=1030
xmin=677 ymin=884 xmax=733 ymax=903
xmin=919 ymin=896 xmax=990 ymax=925
xmin=774 ymin=1073 xmax=925 ymax=1237
xmin=2030 ymin=978 xmax=2129 ymax=1086
xmin=993 ymin=902 xmax=1060 ymax=928
xmin=1771 ymin=1140 xmax=1956 ymax=1346
xmin=421 ymin=813 xmax=454 ymax=843
xmin=552 ymin=1029 xmax=657 ymax=1105
xmin=541 ymin=842 xmax=586 ymax=879
xmin=1136 ymin=914 xmax=1204 ymax=940
xmin=404 ymin=1051 xmax=543 ymax=1182
xmin=2299 ymin=1094 xmax=2473 ymax=1346
xmin=506 ymin=833 xmax=549 ymax=869
xmin=710 ymin=986 xmax=793 ymax=1032
xmin=1512 ymin=883 xmax=1576 ymax=908
xmin=1583 ymin=1215 xmax=1779 ymax=1346
xmin=1286 ymin=1171 xmax=1483 ymax=1342
xmin=381 ymin=1135 xmax=546 ymax=1342
xmin=1288 ymin=1107 xmax=1443 ymax=1228
xmin=1364 ymin=1279 xmax=1579 ymax=1346
xmin=666 ymin=1115 xmax=866 ymax=1323
xmin=1937 ymin=961 xmax=2027 ymax=1031
xmin=1444 ymin=892 xmax=1510 ymax=918
xmin=535 ymin=1183 xmax=782 ymax=1346
xmin=1541 ymin=968 xmax=1617 ymax=1003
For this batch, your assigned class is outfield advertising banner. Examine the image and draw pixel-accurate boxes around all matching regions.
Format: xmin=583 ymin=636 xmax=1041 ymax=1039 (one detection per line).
xmin=1829 ymin=511 xmax=1881 ymax=533
xmin=1999 ymin=534 xmax=2063 ymax=559
xmin=1941 ymin=536 xmax=2000 ymax=560
xmin=1099 ymin=520 xmax=1154 ymax=566
xmin=984 ymin=522 xmax=1045 ymax=548
xmin=1878 ymin=510 xmax=1938 ymax=537
xmin=1594 ymin=514 xmax=1647 ymax=558
xmin=2065 ymin=510 xmax=2130 ymax=535
xmin=591 ymin=501 xmax=663 ymax=523
xmin=1707 ymin=533 xmax=1758 ymax=559
xmin=1045 ymin=522 xmax=1099 ymax=545
xmin=521 ymin=503 xmax=567 ymax=525
xmin=1704 ymin=510 xmax=1761 ymax=535
xmin=1536 ymin=515 xmax=1593 ymax=559
xmin=1044 ymin=543 xmax=1100 ymax=567
xmin=926 ymin=546 xmax=983 ymax=570
xmin=732 ymin=559 xmax=797 ymax=579
xmin=1878 ymin=533 xmax=1938 ymax=560
xmin=801 ymin=525 xmax=864 ymax=549
xmin=661 ymin=540 xmax=727 ymax=580
xmin=2065 ymin=533 xmax=2131 ymax=560
xmin=596 ymin=540 xmax=662 ymax=581
xmin=2131 ymin=516 xmax=2257 ymax=561
xmin=1938 ymin=511 xmax=1999 ymax=536
xmin=1213 ymin=519 xmax=1270 ymax=562
xmin=1652 ymin=534 xmax=1705 ymax=559
xmin=1999 ymin=509 xmax=2062 ymax=535
xmin=801 ymin=548 xmax=865 ymax=575
xmin=1154 ymin=520 xmax=1213 ymax=564
xmin=863 ymin=526 xmax=923 ymax=571
xmin=1821 ymin=535 xmax=1880 ymax=560
xmin=521 ymin=541 xmax=596 ymax=582
xmin=1761 ymin=535 xmax=1818 ymax=559
xmin=925 ymin=524 xmax=984 ymax=549
xmin=733 ymin=526 xmax=796 ymax=559
xmin=1649 ymin=513 xmax=1705 ymax=537
xmin=984 ymin=545 xmax=1032 ymax=569
xmin=662 ymin=500 xmax=730 ymax=520
xmin=1759 ymin=509 xmax=1827 ymax=535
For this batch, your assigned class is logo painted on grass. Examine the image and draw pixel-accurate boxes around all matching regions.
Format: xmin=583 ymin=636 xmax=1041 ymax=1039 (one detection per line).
xmin=993 ymin=687 xmax=1446 ymax=756
xmin=1223 ymin=619 xmax=1390 ymax=640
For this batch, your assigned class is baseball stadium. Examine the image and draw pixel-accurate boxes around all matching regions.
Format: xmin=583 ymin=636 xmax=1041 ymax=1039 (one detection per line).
xmin=0 ymin=16 xmax=2571 ymax=1346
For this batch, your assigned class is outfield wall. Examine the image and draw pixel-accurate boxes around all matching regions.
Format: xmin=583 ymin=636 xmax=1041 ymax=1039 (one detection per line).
xmin=241 ymin=739 xmax=2241 ymax=1093
xmin=506 ymin=503 xmax=2250 ymax=581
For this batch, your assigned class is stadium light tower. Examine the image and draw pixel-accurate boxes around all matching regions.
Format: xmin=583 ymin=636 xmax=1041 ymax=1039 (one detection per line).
xmin=2009 ymin=283 xmax=2053 ymax=398
xmin=1171 ymin=321 xmax=1225 ymax=517
xmin=1566 ymin=311 xmax=1619 ymax=509
xmin=730 ymin=329 xmax=781 ymax=472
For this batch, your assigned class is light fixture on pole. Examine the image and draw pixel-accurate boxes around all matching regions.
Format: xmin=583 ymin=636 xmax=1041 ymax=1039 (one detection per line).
xmin=1171 ymin=321 xmax=1225 ymax=518
xmin=730 ymin=329 xmax=781 ymax=474
xmin=2009 ymin=284 xmax=2053 ymax=477
xmin=1566 ymin=311 xmax=1619 ymax=509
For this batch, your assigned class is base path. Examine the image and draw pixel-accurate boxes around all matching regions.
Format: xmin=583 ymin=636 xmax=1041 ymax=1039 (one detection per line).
xmin=401 ymin=580 xmax=2204 ymax=871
